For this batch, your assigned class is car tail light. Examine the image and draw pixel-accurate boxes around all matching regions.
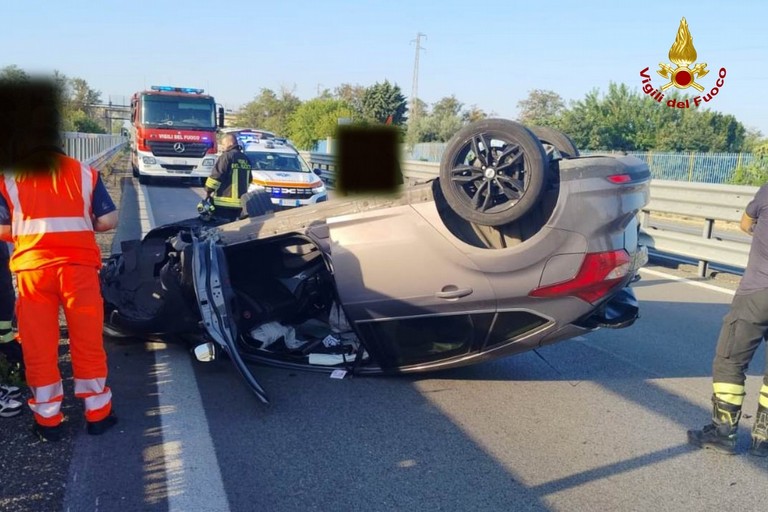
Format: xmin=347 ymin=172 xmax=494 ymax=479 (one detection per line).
xmin=529 ymin=250 xmax=632 ymax=304
xmin=607 ymin=174 xmax=632 ymax=184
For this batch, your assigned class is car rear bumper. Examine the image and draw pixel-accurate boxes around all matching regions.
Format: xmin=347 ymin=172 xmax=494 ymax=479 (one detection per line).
xmin=575 ymin=285 xmax=640 ymax=329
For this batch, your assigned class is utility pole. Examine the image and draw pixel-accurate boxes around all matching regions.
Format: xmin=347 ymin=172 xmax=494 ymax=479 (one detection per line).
xmin=410 ymin=32 xmax=426 ymax=125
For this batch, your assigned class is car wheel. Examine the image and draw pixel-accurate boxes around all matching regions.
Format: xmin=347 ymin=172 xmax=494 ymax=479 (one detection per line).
xmin=528 ymin=126 xmax=579 ymax=159
xmin=132 ymin=165 xmax=139 ymax=178
xmin=241 ymin=190 xmax=274 ymax=218
xmin=439 ymin=119 xmax=548 ymax=226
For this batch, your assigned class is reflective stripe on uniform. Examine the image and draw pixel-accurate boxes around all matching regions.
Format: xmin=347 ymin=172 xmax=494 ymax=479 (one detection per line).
xmin=13 ymin=217 xmax=92 ymax=236
xmin=74 ymin=377 xmax=112 ymax=417
xmin=29 ymin=381 xmax=64 ymax=420
xmin=3 ymin=176 xmax=20 ymax=216
xmin=212 ymin=196 xmax=242 ymax=207
xmin=30 ymin=381 xmax=64 ymax=402
xmin=205 ymin=177 xmax=221 ymax=190
xmin=30 ymin=399 xmax=63 ymax=418
xmin=74 ymin=377 xmax=106 ymax=396
xmin=3 ymin=165 xmax=94 ymax=236
xmin=84 ymin=389 xmax=112 ymax=413
xmin=713 ymin=382 xmax=746 ymax=405
xmin=232 ymin=164 xmax=240 ymax=203
xmin=80 ymin=163 xmax=94 ymax=230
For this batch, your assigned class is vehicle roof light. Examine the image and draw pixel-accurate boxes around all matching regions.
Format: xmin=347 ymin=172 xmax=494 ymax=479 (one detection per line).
xmin=529 ymin=250 xmax=632 ymax=304
xmin=150 ymin=85 xmax=204 ymax=94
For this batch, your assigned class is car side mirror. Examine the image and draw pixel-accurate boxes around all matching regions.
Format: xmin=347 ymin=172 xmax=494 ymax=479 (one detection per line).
xmin=217 ymin=106 xmax=225 ymax=128
xmin=312 ymin=168 xmax=323 ymax=176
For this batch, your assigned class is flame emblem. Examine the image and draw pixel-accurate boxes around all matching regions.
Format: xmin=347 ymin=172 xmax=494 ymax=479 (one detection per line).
xmin=657 ymin=17 xmax=709 ymax=91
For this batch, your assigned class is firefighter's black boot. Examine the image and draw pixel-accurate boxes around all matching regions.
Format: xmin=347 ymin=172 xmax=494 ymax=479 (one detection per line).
xmin=687 ymin=396 xmax=741 ymax=454
xmin=749 ymin=404 xmax=768 ymax=457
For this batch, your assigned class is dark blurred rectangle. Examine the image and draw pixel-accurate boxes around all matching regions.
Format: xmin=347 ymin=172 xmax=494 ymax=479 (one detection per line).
xmin=0 ymin=80 xmax=62 ymax=172
xmin=336 ymin=125 xmax=403 ymax=195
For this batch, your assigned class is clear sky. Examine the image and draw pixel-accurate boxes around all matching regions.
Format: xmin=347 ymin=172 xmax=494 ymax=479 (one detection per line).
xmin=3 ymin=0 xmax=767 ymax=134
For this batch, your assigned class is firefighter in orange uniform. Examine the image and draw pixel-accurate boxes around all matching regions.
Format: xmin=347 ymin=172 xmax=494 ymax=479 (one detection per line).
xmin=0 ymin=144 xmax=119 ymax=442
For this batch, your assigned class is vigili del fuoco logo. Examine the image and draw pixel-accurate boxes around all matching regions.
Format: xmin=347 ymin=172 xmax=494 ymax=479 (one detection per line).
xmin=639 ymin=17 xmax=726 ymax=108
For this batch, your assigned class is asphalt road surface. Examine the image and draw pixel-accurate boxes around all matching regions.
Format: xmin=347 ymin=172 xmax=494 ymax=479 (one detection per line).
xmin=57 ymin=177 xmax=768 ymax=512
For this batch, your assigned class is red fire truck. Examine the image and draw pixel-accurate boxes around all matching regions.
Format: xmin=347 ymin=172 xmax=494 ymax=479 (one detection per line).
xmin=129 ymin=85 xmax=224 ymax=184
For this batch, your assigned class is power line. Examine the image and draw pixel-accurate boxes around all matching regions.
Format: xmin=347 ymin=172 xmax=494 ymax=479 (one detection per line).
xmin=410 ymin=32 xmax=427 ymax=124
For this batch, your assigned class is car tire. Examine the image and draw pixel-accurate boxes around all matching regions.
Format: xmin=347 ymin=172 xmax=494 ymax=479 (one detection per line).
xmin=241 ymin=190 xmax=274 ymax=218
xmin=529 ymin=126 xmax=579 ymax=159
xmin=132 ymin=165 xmax=139 ymax=178
xmin=439 ymin=119 xmax=548 ymax=226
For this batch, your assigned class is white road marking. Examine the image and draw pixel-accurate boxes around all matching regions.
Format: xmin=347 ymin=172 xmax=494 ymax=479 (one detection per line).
xmin=639 ymin=267 xmax=735 ymax=296
xmin=136 ymin=182 xmax=231 ymax=512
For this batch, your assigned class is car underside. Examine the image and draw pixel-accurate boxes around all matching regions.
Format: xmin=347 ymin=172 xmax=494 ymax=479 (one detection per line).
xmin=101 ymin=120 xmax=650 ymax=403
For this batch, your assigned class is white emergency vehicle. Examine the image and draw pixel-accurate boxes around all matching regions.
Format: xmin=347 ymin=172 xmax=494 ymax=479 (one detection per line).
xmin=239 ymin=134 xmax=327 ymax=209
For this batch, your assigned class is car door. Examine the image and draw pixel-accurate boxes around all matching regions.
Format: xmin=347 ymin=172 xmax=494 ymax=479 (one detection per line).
xmin=192 ymin=236 xmax=270 ymax=403
xmin=327 ymin=205 xmax=497 ymax=370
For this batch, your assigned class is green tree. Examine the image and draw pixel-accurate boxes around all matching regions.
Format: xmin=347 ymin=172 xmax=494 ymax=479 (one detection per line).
xmin=0 ymin=65 xmax=30 ymax=82
xmin=559 ymin=83 xmax=655 ymax=151
xmin=463 ymin=105 xmax=490 ymax=124
xmin=69 ymin=77 xmax=101 ymax=117
xmin=70 ymin=110 xmax=105 ymax=134
xmin=430 ymin=95 xmax=464 ymax=142
xmin=557 ymin=82 xmax=750 ymax=152
xmin=742 ymin=128 xmax=766 ymax=152
xmin=236 ymin=87 xmax=301 ymax=135
xmin=1 ymin=66 xmax=105 ymax=133
xmin=405 ymin=98 xmax=430 ymax=147
xmin=286 ymin=98 xmax=357 ymax=150
xmin=517 ymin=89 xmax=565 ymax=127
xmin=406 ymin=95 xmax=483 ymax=145
xmin=655 ymin=109 xmax=744 ymax=152
xmin=50 ymin=70 xmax=105 ymax=133
xmin=361 ymin=80 xmax=408 ymax=125
xmin=730 ymin=142 xmax=768 ymax=186
xmin=334 ymin=83 xmax=367 ymax=116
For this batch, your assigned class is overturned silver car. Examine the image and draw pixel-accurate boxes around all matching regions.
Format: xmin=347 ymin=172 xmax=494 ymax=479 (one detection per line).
xmin=101 ymin=120 xmax=650 ymax=403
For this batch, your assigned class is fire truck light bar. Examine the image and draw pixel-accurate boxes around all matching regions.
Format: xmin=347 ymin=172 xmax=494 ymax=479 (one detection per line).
xmin=150 ymin=85 xmax=204 ymax=94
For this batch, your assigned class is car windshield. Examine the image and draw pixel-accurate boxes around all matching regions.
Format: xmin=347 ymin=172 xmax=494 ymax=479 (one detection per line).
xmin=141 ymin=95 xmax=216 ymax=130
xmin=245 ymin=151 xmax=310 ymax=173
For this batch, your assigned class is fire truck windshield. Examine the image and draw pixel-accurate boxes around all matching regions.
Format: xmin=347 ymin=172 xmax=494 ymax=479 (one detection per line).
xmin=141 ymin=95 xmax=216 ymax=130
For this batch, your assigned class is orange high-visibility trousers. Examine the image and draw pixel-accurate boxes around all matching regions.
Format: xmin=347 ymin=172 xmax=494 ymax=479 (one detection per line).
xmin=17 ymin=264 xmax=112 ymax=426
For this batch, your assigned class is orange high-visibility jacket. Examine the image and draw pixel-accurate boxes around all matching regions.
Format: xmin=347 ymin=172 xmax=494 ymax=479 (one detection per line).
xmin=0 ymin=153 xmax=101 ymax=272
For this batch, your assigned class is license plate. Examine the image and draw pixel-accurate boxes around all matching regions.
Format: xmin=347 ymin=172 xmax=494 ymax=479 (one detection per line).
xmin=173 ymin=159 xmax=188 ymax=165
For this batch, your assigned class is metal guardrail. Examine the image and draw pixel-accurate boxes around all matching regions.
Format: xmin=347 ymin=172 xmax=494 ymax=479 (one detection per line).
xmin=63 ymin=132 xmax=127 ymax=166
xmin=404 ymin=143 xmax=760 ymax=185
xmin=300 ymin=152 xmax=757 ymax=276
xmin=639 ymin=180 xmax=756 ymax=275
